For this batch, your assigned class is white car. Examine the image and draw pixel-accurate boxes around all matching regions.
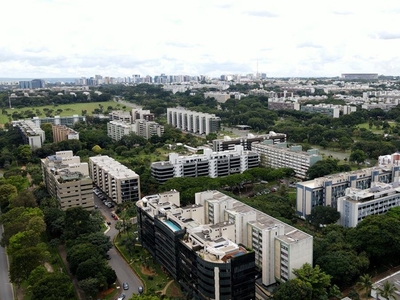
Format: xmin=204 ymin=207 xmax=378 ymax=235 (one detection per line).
xmin=117 ymin=294 xmax=126 ymax=300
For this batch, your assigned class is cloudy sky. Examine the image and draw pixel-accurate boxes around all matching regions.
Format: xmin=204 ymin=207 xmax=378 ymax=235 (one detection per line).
xmin=2 ymin=0 xmax=400 ymax=78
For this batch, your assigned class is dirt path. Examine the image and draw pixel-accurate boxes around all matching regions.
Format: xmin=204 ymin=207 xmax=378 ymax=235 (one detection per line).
xmin=58 ymin=244 xmax=85 ymax=300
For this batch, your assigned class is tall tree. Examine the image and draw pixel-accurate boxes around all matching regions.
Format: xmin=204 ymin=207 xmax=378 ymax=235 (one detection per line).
xmin=292 ymin=263 xmax=332 ymax=300
xmin=357 ymin=274 xmax=373 ymax=300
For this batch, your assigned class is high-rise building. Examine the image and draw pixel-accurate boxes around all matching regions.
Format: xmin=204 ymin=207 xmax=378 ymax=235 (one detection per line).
xmin=12 ymin=120 xmax=45 ymax=149
xmin=212 ymin=132 xmax=287 ymax=152
xmin=151 ymin=145 xmax=259 ymax=183
xmin=52 ymin=125 xmax=79 ymax=143
xmin=167 ymin=107 xmax=220 ymax=135
xmin=136 ymin=190 xmax=256 ymax=300
xmin=296 ymin=159 xmax=400 ymax=219
xmin=89 ymin=155 xmax=140 ymax=204
xmin=251 ymin=142 xmax=322 ymax=179
xmin=136 ymin=190 xmax=313 ymax=297
xmin=41 ymin=151 xmax=94 ymax=210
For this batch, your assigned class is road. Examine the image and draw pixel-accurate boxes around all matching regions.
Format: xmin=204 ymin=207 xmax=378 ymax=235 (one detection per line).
xmin=0 ymin=223 xmax=13 ymax=300
xmin=94 ymin=195 xmax=143 ymax=299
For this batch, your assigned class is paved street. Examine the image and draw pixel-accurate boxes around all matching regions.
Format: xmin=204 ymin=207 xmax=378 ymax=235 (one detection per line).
xmin=95 ymin=195 xmax=143 ymax=299
xmin=0 ymin=223 xmax=13 ymax=300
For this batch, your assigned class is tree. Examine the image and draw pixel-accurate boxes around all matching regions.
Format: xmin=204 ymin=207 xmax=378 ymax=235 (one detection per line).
xmin=349 ymin=150 xmax=367 ymax=165
xmin=273 ymin=278 xmax=313 ymax=300
xmin=357 ymin=274 xmax=373 ymax=300
xmin=16 ymin=144 xmax=32 ymax=164
xmin=307 ymin=206 xmax=340 ymax=228
xmin=9 ymin=246 xmax=50 ymax=286
xmin=376 ymin=281 xmax=398 ymax=300
xmin=9 ymin=190 xmax=37 ymax=208
xmin=0 ymin=183 xmax=17 ymax=210
xmin=31 ymin=272 xmax=75 ymax=300
xmin=292 ymin=263 xmax=332 ymax=300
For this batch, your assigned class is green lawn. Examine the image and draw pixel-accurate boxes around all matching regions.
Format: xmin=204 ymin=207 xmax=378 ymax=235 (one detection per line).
xmin=1 ymin=101 xmax=130 ymax=124
xmin=356 ymin=121 xmax=395 ymax=134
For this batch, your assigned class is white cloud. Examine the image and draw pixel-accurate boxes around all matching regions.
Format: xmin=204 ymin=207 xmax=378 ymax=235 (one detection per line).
xmin=1 ymin=0 xmax=400 ymax=78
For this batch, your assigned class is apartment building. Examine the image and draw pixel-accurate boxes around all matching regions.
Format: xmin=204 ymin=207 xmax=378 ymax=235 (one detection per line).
xmin=212 ymin=132 xmax=287 ymax=152
xmin=12 ymin=120 xmax=45 ymax=149
xmin=251 ymin=142 xmax=322 ymax=179
xmin=300 ymin=104 xmax=341 ymax=118
xmin=296 ymin=156 xmax=400 ymax=219
xmin=204 ymin=92 xmax=231 ymax=103
xmin=267 ymin=98 xmax=300 ymax=111
xmin=89 ymin=155 xmax=140 ymax=204
xmin=31 ymin=115 xmax=85 ymax=127
xmin=107 ymin=120 xmax=133 ymax=141
xmin=151 ymin=145 xmax=259 ymax=183
xmin=52 ymin=125 xmax=79 ymax=142
xmin=109 ymin=110 xmax=132 ymax=123
xmin=132 ymin=108 xmax=154 ymax=122
xmin=337 ymin=181 xmax=400 ymax=228
xmin=136 ymin=190 xmax=255 ymax=300
xmin=136 ymin=190 xmax=312 ymax=299
xmin=341 ymin=73 xmax=378 ymax=80
xmin=167 ymin=107 xmax=220 ymax=135
xmin=41 ymin=150 xmax=94 ymax=210
xmin=107 ymin=119 xmax=164 ymax=141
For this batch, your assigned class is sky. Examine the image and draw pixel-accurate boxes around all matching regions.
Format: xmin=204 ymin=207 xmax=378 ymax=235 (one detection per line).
xmin=2 ymin=0 xmax=400 ymax=78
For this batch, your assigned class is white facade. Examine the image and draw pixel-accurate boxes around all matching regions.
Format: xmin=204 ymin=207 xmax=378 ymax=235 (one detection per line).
xmin=107 ymin=119 xmax=164 ymax=141
xmin=252 ymin=142 xmax=321 ymax=179
xmin=338 ymin=181 xmax=400 ymax=227
xmin=151 ymin=145 xmax=259 ymax=183
xmin=296 ymin=161 xmax=400 ymax=218
xmin=107 ymin=120 xmax=133 ymax=141
xmin=195 ymin=190 xmax=313 ymax=286
xmin=89 ymin=155 xmax=140 ymax=204
xmin=167 ymin=107 xmax=220 ymax=135
xmin=12 ymin=120 xmax=45 ymax=150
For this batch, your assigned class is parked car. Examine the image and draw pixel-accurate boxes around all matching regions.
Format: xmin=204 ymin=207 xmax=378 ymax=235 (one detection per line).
xmin=122 ymin=282 xmax=129 ymax=290
xmin=117 ymin=293 xmax=126 ymax=300
xmin=106 ymin=221 xmax=111 ymax=226
xmin=138 ymin=286 xmax=143 ymax=294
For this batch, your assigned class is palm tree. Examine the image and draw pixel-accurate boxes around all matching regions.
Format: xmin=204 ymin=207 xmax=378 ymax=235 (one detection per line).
xmin=357 ymin=274 xmax=373 ymax=300
xmin=376 ymin=281 xmax=398 ymax=300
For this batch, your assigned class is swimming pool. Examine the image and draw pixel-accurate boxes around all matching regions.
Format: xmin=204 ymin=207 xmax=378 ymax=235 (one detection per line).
xmin=164 ymin=220 xmax=181 ymax=232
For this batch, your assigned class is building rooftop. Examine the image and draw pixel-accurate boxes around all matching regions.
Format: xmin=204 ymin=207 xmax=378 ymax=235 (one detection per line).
xmin=90 ymin=155 xmax=139 ymax=179
xmin=207 ymin=190 xmax=312 ymax=243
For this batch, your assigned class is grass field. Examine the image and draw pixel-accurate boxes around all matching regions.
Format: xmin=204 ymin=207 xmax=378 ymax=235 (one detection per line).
xmin=356 ymin=121 xmax=395 ymax=134
xmin=1 ymin=101 xmax=129 ymax=124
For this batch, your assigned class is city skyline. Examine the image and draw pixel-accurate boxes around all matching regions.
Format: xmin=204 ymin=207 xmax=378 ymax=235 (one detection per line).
xmin=2 ymin=0 xmax=400 ymax=78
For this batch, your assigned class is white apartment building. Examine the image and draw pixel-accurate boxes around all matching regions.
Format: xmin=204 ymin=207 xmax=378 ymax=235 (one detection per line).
xmin=204 ymin=91 xmax=231 ymax=103
xmin=296 ymin=155 xmax=400 ymax=219
xmin=151 ymin=145 xmax=259 ymax=183
xmin=89 ymin=155 xmax=140 ymax=204
xmin=167 ymin=107 xmax=220 ymax=135
xmin=212 ymin=132 xmax=287 ymax=152
xmin=41 ymin=151 xmax=94 ymax=210
xmin=337 ymin=181 xmax=400 ymax=228
xmin=12 ymin=120 xmax=45 ymax=150
xmin=251 ymin=142 xmax=322 ymax=179
xmin=196 ymin=190 xmax=313 ymax=286
xmin=107 ymin=119 xmax=164 ymax=140
xmin=109 ymin=110 xmax=132 ymax=123
xmin=107 ymin=120 xmax=133 ymax=141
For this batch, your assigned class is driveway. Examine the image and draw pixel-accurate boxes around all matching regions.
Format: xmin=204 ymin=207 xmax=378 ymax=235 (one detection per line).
xmin=95 ymin=195 xmax=143 ymax=299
